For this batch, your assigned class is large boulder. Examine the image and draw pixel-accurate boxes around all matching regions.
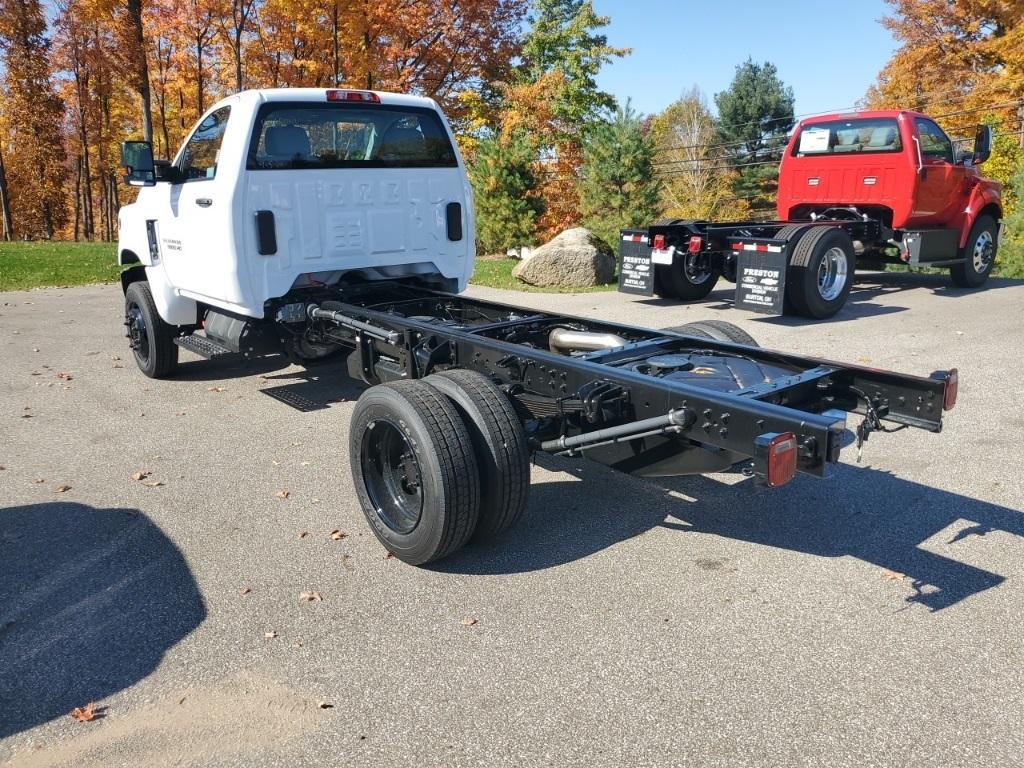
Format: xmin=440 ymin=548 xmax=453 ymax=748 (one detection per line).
xmin=511 ymin=228 xmax=615 ymax=288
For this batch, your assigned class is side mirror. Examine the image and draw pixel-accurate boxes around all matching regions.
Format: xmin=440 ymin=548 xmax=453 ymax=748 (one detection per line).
xmin=120 ymin=141 xmax=155 ymax=187
xmin=972 ymin=125 xmax=993 ymax=165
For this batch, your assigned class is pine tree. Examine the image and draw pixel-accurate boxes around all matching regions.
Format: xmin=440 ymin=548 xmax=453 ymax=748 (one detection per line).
xmin=714 ymin=59 xmax=794 ymax=211
xmin=468 ymin=132 xmax=544 ymax=254
xmin=578 ymin=103 xmax=660 ymax=250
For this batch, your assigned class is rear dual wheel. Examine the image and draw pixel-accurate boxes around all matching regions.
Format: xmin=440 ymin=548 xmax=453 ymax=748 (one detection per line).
xmin=349 ymin=372 xmax=530 ymax=565
xmin=784 ymin=226 xmax=856 ymax=319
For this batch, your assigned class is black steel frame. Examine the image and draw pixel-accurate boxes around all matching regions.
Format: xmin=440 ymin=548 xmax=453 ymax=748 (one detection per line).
xmin=307 ymin=283 xmax=952 ymax=480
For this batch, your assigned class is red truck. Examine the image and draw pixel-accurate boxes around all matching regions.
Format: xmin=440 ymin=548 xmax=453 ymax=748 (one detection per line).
xmin=618 ymin=110 xmax=1003 ymax=318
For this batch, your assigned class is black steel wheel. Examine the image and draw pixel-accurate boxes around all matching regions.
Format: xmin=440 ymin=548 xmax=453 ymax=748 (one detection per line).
xmin=350 ymin=380 xmax=480 ymax=564
xmin=951 ymin=214 xmax=997 ymax=288
xmin=427 ymin=369 xmax=531 ymax=540
xmin=665 ymin=320 xmax=759 ymax=347
xmin=124 ymin=281 xmax=178 ymax=378
xmin=661 ymin=252 xmax=720 ymax=301
xmin=786 ymin=226 xmax=856 ymax=319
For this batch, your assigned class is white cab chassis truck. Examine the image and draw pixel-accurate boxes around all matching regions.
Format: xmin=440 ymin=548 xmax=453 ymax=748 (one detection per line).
xmin=118 ymin=88 xmax=958 ymax=565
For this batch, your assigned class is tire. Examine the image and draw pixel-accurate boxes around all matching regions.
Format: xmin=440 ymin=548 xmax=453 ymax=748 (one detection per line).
xmin=350 ymin=380 xmax=480 ymax=565
xmin=427 ymin=370 xmax=530 ymax=540
xmin=661 ymin=254 xmax=720 ymax=300
xmin=124 ymin=281 xmax=179 ymax=378
xmin=786 ymin=226 xmax=856 ymax=319
xmin=951 ymin=214 xmax=997 ymax=288
xmin=664 ymin=320 xmax=759 ymax=347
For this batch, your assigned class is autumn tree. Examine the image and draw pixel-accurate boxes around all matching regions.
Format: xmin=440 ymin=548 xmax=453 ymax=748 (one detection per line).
xmin=578 ymin=103 xmax=660 ymax=250
xmin=506 ymin=0 xmax=627 ymax=240
xmin=650 ymin=87 xmax=750 ymax=221
xmin=865 ymin=0 xmax=1024 ymax=134
xmin=0 ymin=0 xmax=67 ymax=238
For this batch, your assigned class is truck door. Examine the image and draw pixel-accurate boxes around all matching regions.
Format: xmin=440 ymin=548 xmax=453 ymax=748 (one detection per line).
xmin=910 ymin=117 xmax=966 ymax=227
xmin=158 ymin=106 xmax=235 ymax=302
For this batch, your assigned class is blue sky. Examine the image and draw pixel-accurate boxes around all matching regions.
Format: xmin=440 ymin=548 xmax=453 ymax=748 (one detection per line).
xmin=593 ymin=0 xmax=896 ymax=119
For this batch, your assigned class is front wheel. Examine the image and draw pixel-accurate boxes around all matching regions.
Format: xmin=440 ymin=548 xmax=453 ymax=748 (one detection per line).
xmin=124 ymin=281 xmax=178 ymax=378
xmin=951 ymin=215 xmax=997 ymax=288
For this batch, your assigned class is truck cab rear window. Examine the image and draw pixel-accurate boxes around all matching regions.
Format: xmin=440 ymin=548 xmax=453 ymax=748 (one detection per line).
xmin=247 ymin=103 xmax=457 ymax=170
xmin=793 ymin=118 xmax=902 ymax=156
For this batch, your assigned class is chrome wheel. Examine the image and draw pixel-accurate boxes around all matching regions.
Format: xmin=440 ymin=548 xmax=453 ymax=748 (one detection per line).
xmin=817 ymin=247 xmax=848 ymax=301
xmin=360 ymin=420 xmax=423 ymax=535
xmin=973 ymin=230 xmax=994 ymax=273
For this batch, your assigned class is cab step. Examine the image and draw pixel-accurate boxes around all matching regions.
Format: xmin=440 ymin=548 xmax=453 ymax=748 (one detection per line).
xmin=174 ymin=334 xmax=237 ymax=359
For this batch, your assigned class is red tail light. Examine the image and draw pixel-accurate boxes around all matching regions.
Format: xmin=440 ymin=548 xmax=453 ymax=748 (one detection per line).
xmin=652 ymin=234 xmax=666 ymax=250
xmin=757 ymin=431 xmax=798 ymax=488
xmin=943 ymin=368 xmax=958 ymax=410
xmin=688 ymin=235 xmax=702 ymax=254
xmin=326 ymin=89 xmax=380 ymax=103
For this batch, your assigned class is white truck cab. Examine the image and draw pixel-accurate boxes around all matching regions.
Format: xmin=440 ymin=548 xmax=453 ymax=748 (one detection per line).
xmin=118 ymin=88 xmax=474 ymax=377
xmin=119 ymin=88 xmax=473 ymax=321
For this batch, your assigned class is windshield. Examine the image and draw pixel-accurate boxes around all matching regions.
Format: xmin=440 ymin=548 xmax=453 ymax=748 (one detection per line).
xmin=793 ymin=118 xmax=902 ymax=156
xmin=247 ymin=102 xmax=458 ymax=170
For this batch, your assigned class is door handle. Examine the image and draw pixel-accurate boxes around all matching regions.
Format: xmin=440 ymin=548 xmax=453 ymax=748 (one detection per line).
xmin=196 ymin=198 xmax=213 ymax=208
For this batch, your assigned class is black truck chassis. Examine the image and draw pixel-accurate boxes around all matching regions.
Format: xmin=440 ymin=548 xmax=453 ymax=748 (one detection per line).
xmin=293 ymin=281 xmax=954 ymax=483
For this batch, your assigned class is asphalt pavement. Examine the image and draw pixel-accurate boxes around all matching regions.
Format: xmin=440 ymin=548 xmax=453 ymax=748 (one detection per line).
xmin=1 ymin=271 xmax=1022 ymax=767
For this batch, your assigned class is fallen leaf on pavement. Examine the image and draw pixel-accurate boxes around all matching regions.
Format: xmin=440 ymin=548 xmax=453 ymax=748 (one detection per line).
xmin=461 ymin=617 xmax=478 ymax=626
xmin=382 ymin=552 xmax=394 ymax=560
xmin=265 ymin=631 xmax=278 ymax=639
xmin=57 ymin=372 xmax=73 ymax=381
xmin=207 ymin=386 xmax=226 ymax=393
xmin=131 ymin=470 xmax=151 ymax=481
xmin=299 ymin=590 xmax=322 ymax=602
xmin=33 ymin=478 xmax=44 ymax=484
xmin=239 ymin=587 xmax=251 ymax=596
xmin=70 ymin=702 xmax=97 ymax=722
xmin=275 ymin=489 xmax=290 ymax=499
xmin=881 ymin=569 xmax=905 ymax=581
xmin=330 ymin=530 xmax=347 ymax=541
xmin=142 ymin=480 xmax=164 ymax=488
xmin=297 ymin=531 xmax=309 ymax=539
xmin=54 ymin=485 xmax=71 ymax=493
xmin=21 ymin=414 xmax=32 ymax=418
xmin=317 ymin=702 xmax=333 ymax=709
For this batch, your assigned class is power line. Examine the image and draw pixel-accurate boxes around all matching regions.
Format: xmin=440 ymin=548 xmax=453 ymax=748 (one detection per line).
xmin=651 ymin=98 xmax=1024 ymax=169
xmin=652 ymin=83 xmax=1024 ymax=158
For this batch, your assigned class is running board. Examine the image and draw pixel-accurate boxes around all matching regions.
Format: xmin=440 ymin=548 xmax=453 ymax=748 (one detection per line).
xmin=174 ymin=334 xmax=237 ymax=359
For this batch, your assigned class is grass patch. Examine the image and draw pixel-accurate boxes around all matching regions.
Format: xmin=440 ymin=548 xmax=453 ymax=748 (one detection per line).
xmin=470 ymin=255 xmax=617 ymax=293
xmin=0 ymin=241 xmax=119 ymax=291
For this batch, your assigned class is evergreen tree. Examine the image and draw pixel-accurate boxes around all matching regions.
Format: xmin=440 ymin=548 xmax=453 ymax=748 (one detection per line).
xmin=714 ymin=59 xmax=794 ymax=211
xmin=579 ymin=103 xmax=660 ymax=250
xmin=469 ymin=132 xmax=544 ymax=254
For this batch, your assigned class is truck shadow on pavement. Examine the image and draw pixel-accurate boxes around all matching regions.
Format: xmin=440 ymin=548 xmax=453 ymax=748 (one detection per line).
xmin=439 ymin=460 xmax=1023 ymax=612
xmin=0 ymin=503 xmax=205 ymax=739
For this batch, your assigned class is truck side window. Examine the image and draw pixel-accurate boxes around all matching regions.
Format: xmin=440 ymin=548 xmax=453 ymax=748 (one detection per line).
xmin=178 ymin=106 xmax=232 ymax=181
xmin=916 ymin=119 xmax=953 ymax=164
